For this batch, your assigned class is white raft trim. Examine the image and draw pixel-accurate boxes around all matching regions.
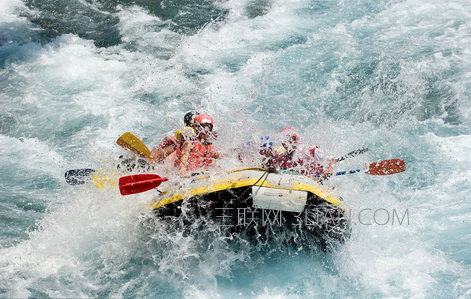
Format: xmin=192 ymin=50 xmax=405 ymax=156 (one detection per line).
xmin=252 ymin=186 xmax=308 ymax=213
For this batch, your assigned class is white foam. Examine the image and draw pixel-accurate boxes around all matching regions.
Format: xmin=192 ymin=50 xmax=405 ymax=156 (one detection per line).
xmin=2 ymin=0 xmax=471 ymax=297
xmin=0 ymin=0 xmax=27 ymax=24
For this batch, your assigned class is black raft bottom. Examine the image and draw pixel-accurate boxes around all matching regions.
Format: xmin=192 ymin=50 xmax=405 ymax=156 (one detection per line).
xmin=153 ymin=186 xmax=351 ymax=249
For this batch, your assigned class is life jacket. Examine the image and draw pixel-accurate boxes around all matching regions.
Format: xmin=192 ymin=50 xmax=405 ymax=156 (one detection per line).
xmin=272 ymin=145 xmax=323 ymax=176
xmin=157 ymin=126 xmax=195 ymax=152
xmin=157 ymin=131 xmax=178 ymax=151
xmin=175 ymin=139 xmax=216 ymax=171
xmin=306 ymin=146 xmax=324 ymax=176
xmin=159 ymin=137 xmax=178 ymax=151
xmin=272 ymin=146 xmax=298 ymax=170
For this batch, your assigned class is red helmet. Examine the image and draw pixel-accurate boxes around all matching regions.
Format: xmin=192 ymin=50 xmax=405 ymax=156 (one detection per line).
xmin=280 ymin=127 xmax=298 ymax=143
xmin=194 ymin=114 xmax=213 ymax=125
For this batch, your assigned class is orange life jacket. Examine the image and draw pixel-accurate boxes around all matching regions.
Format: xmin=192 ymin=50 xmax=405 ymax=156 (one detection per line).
xmin=158 ymin=137 xmax=178 ymax=151
xmin=175 ymin=139 xmax=216 ymax=171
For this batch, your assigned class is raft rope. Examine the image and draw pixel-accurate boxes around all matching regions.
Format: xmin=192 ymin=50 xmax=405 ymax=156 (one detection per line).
xmin=239 ymin=167 xmax=278 ymax=199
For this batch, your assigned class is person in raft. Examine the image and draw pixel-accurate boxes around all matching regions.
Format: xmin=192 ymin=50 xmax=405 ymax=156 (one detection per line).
xmin=271 ymin=127 xmax=336 ymax=180
xmin=259 ymin=136 xmax=274 ymax=168
xmin=176 ymin=114 xmax=221 ymax=178
xmin=148 ymin=111 xmax=199 ymax=164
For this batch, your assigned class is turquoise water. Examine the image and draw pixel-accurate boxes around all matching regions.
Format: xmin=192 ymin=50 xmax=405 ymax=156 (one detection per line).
xmin=1 ymin=0 xmax=471 ymax=297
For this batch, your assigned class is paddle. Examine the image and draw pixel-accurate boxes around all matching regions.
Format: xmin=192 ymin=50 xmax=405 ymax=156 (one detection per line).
xmin=116 ymin=132 xmax=152 ymax=159
xmin=119 ymin=158 xmax=405 ymax=195
xmin=65 ymin=145 xmax=367 ymax=186
xmin=119 ymin=174 xmax=168 ymax=195
xmin=334 ymin=159 xmax=406 ymax=176
xmin=335 ymin=147 xmax=368 ymax=162
xmin=65 ymin=169 xmax=121 ymax=189
xmin=65 ymin=169 xmax=95 ymax=185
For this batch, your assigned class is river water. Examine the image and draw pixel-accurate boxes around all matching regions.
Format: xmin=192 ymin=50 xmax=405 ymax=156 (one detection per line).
xmin=1 ymin=0 xmax=470 ymax=297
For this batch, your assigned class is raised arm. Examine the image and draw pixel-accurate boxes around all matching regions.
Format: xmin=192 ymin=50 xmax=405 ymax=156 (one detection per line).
xmin=179 ymin=140 xmax=192 ymax=178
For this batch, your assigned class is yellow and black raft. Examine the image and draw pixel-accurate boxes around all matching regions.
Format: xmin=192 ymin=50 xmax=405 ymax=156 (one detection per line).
xmin=149 ymin=168 xmax=351 ymax=244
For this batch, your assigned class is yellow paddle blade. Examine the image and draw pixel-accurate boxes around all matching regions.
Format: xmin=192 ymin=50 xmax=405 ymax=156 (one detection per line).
xmin=116 ymin=132 xmax=152 ymax=159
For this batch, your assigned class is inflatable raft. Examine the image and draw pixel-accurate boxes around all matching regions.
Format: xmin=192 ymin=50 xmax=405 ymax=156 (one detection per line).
xmin=150 ymin=168 xmax=351 ymax=245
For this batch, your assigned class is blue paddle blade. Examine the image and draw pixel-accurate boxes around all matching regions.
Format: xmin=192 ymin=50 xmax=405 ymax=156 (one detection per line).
xmin=65 ymin=169 xmax=96 ymax=185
